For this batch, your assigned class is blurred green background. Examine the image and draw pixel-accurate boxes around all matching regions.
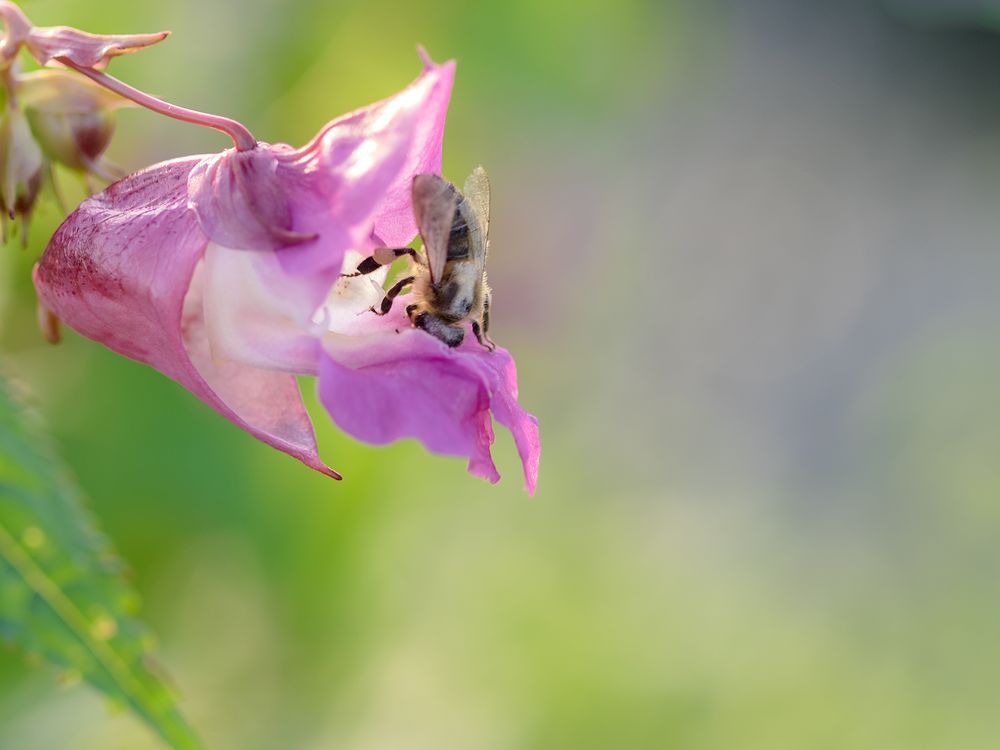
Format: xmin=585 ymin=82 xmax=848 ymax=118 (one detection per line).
xmin=4 ymin=0 xmax=1000 ymax=747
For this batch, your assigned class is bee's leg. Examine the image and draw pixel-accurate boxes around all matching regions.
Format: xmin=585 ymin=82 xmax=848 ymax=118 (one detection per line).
xmin=342 ymin=246 xmax=420 ymax=277
xmin=471 ymin=320 xmax=496 ymax=352
xmin=370 ymin=275 xmax=415 ymax=316
xmin=473 ymin=292 xmax=496 ymax=351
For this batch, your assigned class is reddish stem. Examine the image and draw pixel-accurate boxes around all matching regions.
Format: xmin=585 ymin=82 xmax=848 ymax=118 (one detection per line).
xmin=59 ymin=57 xmax=257 ymax=151
xmin=0 ymin=2 xmax=31 ymax=65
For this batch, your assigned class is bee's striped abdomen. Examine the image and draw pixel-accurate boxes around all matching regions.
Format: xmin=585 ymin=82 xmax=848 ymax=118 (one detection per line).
xmin=446 ymin=200 xmax=472 ymax=260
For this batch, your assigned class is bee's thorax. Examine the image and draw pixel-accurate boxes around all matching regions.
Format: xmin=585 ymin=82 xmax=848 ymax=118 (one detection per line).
xmin=412 ymin=260 xmax=483 ymax=323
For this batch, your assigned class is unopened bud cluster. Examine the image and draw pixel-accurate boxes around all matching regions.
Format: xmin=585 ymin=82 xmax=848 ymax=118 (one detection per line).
xmin=0 ymin=64 xmax=125 ymax=243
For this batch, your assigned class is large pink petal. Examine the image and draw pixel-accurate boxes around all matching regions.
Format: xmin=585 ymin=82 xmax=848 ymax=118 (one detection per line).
xmin=272 ymin=50 xmax=456 ymax=277
xmin=368 ymin=48 xmax=455 ymax=248
xmin=191 ymin=52 xmax=455 ymax=377
xmin=33 ymin=157 xmax=338 ymax=478
xmin=317 ymin=300 xmax=540 ymax=494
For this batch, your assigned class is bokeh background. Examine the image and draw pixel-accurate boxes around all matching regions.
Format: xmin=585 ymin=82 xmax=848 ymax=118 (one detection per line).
xmin=3 ymin=0 xmax=1000 ymax=747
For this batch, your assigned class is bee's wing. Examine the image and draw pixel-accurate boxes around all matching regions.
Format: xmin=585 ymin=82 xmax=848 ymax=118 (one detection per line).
xmin=463 ymin=166 xmax=491 ymax=260
xmin=412 ymin=174 xmax=458 ymax=285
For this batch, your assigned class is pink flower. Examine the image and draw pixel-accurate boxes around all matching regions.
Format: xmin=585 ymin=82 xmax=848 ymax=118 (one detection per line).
xmin=34 ymin=53 xmax=540 ymax=493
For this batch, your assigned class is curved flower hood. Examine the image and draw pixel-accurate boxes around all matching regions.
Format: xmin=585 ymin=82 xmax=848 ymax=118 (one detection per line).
xmin=34 ymin=53 xmax=540 ymax=492
xmin=34 ymin=155 xmax=337 ymax=476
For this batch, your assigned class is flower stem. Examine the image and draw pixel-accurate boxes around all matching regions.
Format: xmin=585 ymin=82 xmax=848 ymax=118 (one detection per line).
xmin=1 ymin=65 xmax=18 ymax=108
xmin=0 ymin=2 xmax=31 ymax=66
xmin=58 ymin=58 xmax=257 ymax=152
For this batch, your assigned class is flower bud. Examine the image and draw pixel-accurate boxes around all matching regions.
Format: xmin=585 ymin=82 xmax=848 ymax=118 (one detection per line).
xmin=35 ymin=294 xmax=61 ymax=344
xmin=29 ymin=108 xmax=115 ymax=176
xmin=17 ymin=70 xmax=125 ymax=178
xmin=0 ymin=2 xmax=168 ymax=71
xmin=0 ymin=105 xmax=43 ymax=241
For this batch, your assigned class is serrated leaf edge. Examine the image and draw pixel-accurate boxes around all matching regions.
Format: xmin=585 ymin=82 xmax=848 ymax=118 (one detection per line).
xmin=0 ymin=522 xmax=201 ymax=749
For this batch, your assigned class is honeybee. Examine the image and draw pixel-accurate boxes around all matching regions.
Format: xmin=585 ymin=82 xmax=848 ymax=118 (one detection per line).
xmin=344 ymin=166 xmax=495 ymax=351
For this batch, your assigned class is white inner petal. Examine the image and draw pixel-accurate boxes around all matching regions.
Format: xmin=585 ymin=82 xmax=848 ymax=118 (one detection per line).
xmin=311 ymin=250 xmax=390 ymax=336
xmin=202 ymin=241 xmax=322 ymax=374
xmin=182 ymin=257 xmax=317 ymax=448
xmin=201 ymin=245 xmax=406 ymax=377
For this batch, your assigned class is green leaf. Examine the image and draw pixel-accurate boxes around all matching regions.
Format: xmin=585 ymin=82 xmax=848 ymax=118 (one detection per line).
xmin=0 ymin=376 xmax=203 ymax=750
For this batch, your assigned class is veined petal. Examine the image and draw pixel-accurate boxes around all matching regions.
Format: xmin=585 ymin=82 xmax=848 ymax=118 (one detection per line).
xmin=317 ymin=299 xmax=540 ymax=494
xmin=187 ymin=146 xmax=316 ymax=252
xmin=33 ymin=157 xmax=338 ymax=478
